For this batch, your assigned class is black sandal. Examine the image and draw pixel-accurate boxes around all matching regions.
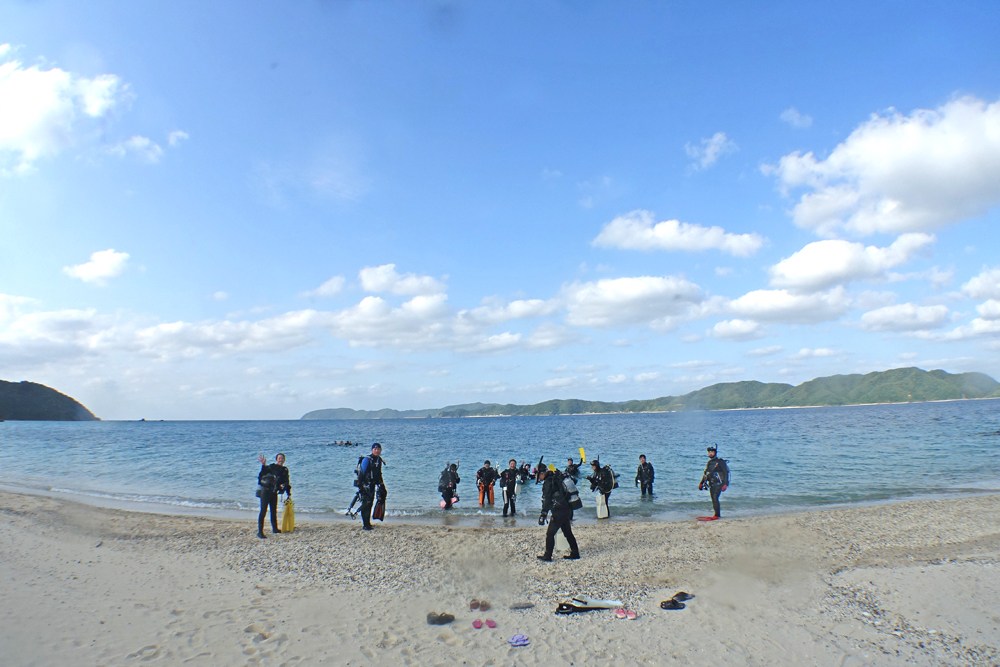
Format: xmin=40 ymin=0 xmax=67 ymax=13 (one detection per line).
xmin=660 ymin=599 xmax=685 ymax=610
xmin=672 ymin=591 xmax=695 ymax=601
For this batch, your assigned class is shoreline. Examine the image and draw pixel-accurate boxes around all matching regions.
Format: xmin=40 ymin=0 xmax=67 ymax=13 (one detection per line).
xmin=2 ymin=488 xmax=999 ymax=665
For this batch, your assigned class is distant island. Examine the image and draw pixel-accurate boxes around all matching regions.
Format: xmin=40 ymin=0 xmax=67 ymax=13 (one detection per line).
xmin=0 ymin=380 xmax=99 ymax=421
xmin=301 ymin=367 xmax=1000 ymax=420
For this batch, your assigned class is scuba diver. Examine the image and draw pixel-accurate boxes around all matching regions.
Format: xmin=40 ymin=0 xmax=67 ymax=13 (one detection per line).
xmin=518 ymin=461 xmax=531 ymax=483
xmin=356 ymin=443 xmax=387 ymax=530
xmin=438 ymin=461 xmax=460 ymax=509
xmin=476 ymin=460 xmax=499 ymax=505
xmin=564 ymin=458 xmax=581 ymax=482
xmin=536 ymin=465 xmax=580 ymax=561
xmin=499 ymin=459 xmax=520 ymax=517
xmin=586 ymin=458 xmax=617 ymax=518
xmin=635 ymin=454 xmax=655 ymax=496
xmin=256 ymin=453 xmax=291 ymax=539
xmin=698 ymin=445 xmax=729 ymax=519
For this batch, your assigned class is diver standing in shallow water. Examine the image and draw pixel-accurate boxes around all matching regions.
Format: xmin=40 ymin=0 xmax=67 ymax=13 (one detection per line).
xmin=438 ymin=461 xmax=460 ymax=509
xmin=476 ymin=460 xmax=498 ymax=505
xmin=357 ymin=443 xmax=387 ymax=530
xmin=699 ymin=445 xmax=729 ymax=519
xmin=499 ymin=459 xmax=520 ymax=517
xmin=256 ymin=453 xmax=290 ymax=539
xmin=635 ymin=454 xmax=654 ymax=496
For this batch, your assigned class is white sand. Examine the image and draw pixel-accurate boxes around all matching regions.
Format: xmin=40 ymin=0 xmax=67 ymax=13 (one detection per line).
xmin=1 ymin=490 xmax=998 ymax=666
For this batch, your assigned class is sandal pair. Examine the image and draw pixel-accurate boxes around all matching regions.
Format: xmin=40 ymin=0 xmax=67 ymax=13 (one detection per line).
xmin=660 ymin=591 xmax=695 ymax=610
xmin=470 ymin=599 xmax=491 ymax=611
xmin=613 ymin=608 xmax=638 ymax=620
xmin=472 ymin=619 xmax=496 ymax=629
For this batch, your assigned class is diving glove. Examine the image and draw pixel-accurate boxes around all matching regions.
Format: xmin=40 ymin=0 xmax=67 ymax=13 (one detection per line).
xmin=538 ymin=513 xmax=547 ymax=526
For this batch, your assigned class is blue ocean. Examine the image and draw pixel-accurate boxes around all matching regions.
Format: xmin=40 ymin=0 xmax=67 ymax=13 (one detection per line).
xmin=3 ymin=399 xmax=999 ymax=522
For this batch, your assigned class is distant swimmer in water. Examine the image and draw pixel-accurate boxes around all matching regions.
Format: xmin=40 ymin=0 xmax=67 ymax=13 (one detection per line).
xmin=698 ymin=445 xmax=729 ymax=519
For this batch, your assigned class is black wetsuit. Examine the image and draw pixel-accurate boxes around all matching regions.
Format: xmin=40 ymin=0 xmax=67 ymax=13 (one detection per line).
xmin=588 ymin=466 xmax=615 ymax=517
xmin=540 ymin=471 xmax=579 ymax=559
xmin=257 ymin=464 xmax=290 ymax=534
xmin=358 ymin=454 xmax=386 ymax=529
xmin=635 ymin=461 xmax=655 ymax=496
xmin=702 ymin=456 xmax=729 ymax=518
xmin=439 ymin=468 xmax=459 ymax=509
xmin=564 ymin=463 xmax=580 ymax=483
xmin=476 ymin=466 xmax=499 ymax=504
xmin=499 ymin=468 xmax=519 ymax=516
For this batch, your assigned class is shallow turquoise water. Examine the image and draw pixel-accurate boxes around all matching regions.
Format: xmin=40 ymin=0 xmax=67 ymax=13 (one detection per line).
xmin=3 ymin=399 xmax=999 ymax=521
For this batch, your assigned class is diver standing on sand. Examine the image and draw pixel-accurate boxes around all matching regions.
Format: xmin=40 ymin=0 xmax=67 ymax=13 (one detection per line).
xmin=635 ymin=454 xmax=654 ymax=496
xmin=357 ymin=443 xmax=387 ymax=530
xmin=499 ymin=459 xmax=520 ymax=517
xmin=536 ymin=466 xmax=580 ymax=561
xmin=256 ymin=453 xmax=290 ymax=539
xmin=699 ymin=445 xmax=729 ymax=519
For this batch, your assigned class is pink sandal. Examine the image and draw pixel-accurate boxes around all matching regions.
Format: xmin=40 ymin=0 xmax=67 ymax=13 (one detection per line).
xmin=472 ymin=620 xmax=483 ymax=629
xmin=485 ymin=619 xmax=496 ymax=628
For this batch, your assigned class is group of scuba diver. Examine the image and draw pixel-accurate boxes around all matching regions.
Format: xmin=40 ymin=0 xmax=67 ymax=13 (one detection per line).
xmin=255 ymin=444 xmax=731 ymax=548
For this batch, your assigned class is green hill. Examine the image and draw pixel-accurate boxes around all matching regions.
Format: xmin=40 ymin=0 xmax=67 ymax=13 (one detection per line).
xmin=300 ymin=367 xmax=1000 ymax=419
xmin=0 ymin=380 xmax=99 ymax=421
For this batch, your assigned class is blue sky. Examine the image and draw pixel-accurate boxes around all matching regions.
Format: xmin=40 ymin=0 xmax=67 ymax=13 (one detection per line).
xmin=2 ymin=1 xmax=1000 ymax=419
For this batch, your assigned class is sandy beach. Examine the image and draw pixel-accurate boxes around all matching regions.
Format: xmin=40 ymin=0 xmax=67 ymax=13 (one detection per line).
xmin=1 ymin=490 xmax=998 ymax=666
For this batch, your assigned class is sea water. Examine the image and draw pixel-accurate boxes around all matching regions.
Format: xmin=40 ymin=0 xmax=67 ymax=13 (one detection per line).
xmin=2 ymin=399 xmax=999 ymax=522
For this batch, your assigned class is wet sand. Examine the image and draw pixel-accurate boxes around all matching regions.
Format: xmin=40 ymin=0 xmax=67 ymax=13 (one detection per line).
xmin=1 ymin=489 xmax=998 ymax=666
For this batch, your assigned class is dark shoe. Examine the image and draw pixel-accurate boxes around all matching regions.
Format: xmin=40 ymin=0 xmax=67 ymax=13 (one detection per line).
xmin=563 ymin=553 xmax=581 ymax=560
xmin=672 ymin=592 xmax=695 ymax=601
xmin=502 ymin=512 xmax=507 ymax=517
xmin=426 ymin=612 xmax=454 ymax=625
xmin=257 ymin=532 xmax=266 ymax=539
xmin=273 ymin=528 xmax=281 ymax=534
xmin=660 ymin=599 xmax=685 ymax=610
xmin=362 ymin=525 xmax=373 ymax=530
xmin=536 ymin=555 xmax=553 ymax=562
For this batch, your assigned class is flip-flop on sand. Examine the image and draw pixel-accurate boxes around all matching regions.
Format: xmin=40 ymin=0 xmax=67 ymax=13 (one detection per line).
xmin=486 ymin=619 xmax=496 ymax=628
xmin=626 ymin=611 xmax=638 ymax=620
xmin=470 ymin=599 xmax=480 ymax=610
xmin=426 ymin=612 xmax=455 ymax=625
xmin=472 ymin=620 xmax=483 ymax=629
xmin=614 ymin=608 xmax=627 ymax=619
xmin=508 ymin=634 xmax=529 ymax=647
xmin=672 ymin=592 xmax=695 ymax=601
xmin=479 ymin=601 xmax=491 ymax=611
xmin=660 ymin=599 xmax=685 ymax=610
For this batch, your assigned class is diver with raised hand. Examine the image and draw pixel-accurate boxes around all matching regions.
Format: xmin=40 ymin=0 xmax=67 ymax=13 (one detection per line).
xmin=698 ymin=445 xmax=729 ymax=519
xmin=256 ymin=453 xmax=290 ymax=539
xmin=564 ymin=458 xmax=580 ymax=483
xmin=635 ymin=454 xmax=655 ymax=497
xmin=438 ymin=460 xmax=460 ymax=509
xmin=476 ymin=460 xmax=499 ymax=506
xmin=499 ymin=459 xmax=520 ymax=517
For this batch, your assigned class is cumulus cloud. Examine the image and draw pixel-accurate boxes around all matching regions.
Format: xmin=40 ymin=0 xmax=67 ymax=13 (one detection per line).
xmin=711 ymin=319 xmax=764 ymax=341
xmin=634 ymin=372 xmax=661 ymax=382
xmin=788 ymin=347 xmax=838 ymax=360
xmin=592 ymin=210 xmax=764 ymax=257
xmin=921 ymin=318 xmax=1000 ymax=341
xmin=561 ymin=275 xmax=704 ymax=330
xmin=167 ymin=130 xmax=189 ymax=147
xmin=962 ymin=267 xmax=1000 ymax=300
xmin=359 ymin=264 xmax=446 ymax=296
xmin=780 ymin=107 xmax=813 ymax=129
xmin=746 ymin=345 xmax=784 ymax=357
xmin=686 ymin=131 xmax=737 ymax=170
xmin=212 ymin=291 xmax=228 ymax=301
xmin=607 ymin=374 xmax=627 ymax=384
xmin=768 ymin=233 xmax=934 ymax=292
xmin=108 ymin=135 xmax=163 ymax=163
xmin=977 ymin=300 xmax=1000 ymax=319
xmin=299 ymin=276 xmax=346 ymax=298
xmin=525 ymin=323 xmax=578 ymax=350
xmin=860 ymin=303 xmax=950 ymax=332
xmin=457 ymin=298 xmax=557 ymax=327
xmin=0 ymin=47 xmax=125 ymax=174
xmin=727 ymin=286 xmax=850 ymax=324
xmin=765 ymin=96 xmax=1000 ymax=237
xmin=63 ymin=249 xmax=130 ymax=285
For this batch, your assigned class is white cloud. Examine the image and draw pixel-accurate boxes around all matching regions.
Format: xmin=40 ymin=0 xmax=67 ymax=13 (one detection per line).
xmin=711 ymin=318 xmax=764 ymax=341
xmin=962 ymin=267 xmax=1000 ymax=300
xmin=212 ymin=291 xmax=228 ymax=301
xmin=544 ymin=377 xmax=575 ymax=388
xmin=715 ymin=267 xmax=734 ymax=277
xmin=923 ymin=318 xmax=1000 ymax=341
xmin=668 ymin=360 xmax=716 ymax=369
xmin=168 ymin=130 xmax=189 ymax=147
xmin=634 ymin=372 xmax=661 ymax=382
xmin=108 ymin=135 xmax=164 ymax=163
xmin=457 ymin=298 xmax=557 ymax=327
xmin=766 ymin=96 xmax=1000 ymax=237
xmin=358 ymin=264 xmax=445 ymax=296
xmin=63 ymin=249 xmax=130 ymax=285
xmin=788 ymin=347 xmax=839 ymax=360
xmin=592 ymin=210 xmax=764 ymax=257
xmin=860 ymin=303 xmax=950 ymax=331
xmin=525 ymin=323 xmax=578 ymax=350
xmin=300 ymin=276 xmax=346 ymax=298
xmin=561 ymin=275 xmax=704 ymax=329
xmin=686 ymin=131 xmax=737 ymax=170
xmin=899 ymin=352 xmax=919 ymax=360
xmin=768 ymin=233 xmax=934 ymax=292
xmin=727 ymin=286 xmax=850 ymax=324
xmin=977 ymin=299 xmax=1000 ymax=319
xmin=607 ymin=374 xmax=626 ymax=384
xmin=746 ymin=345 xmax=784 ymax=357
xmin=0 ymin=48 xmax=125 ymax=174
xmin=780 ymin=107 xmax=813 ymax=129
